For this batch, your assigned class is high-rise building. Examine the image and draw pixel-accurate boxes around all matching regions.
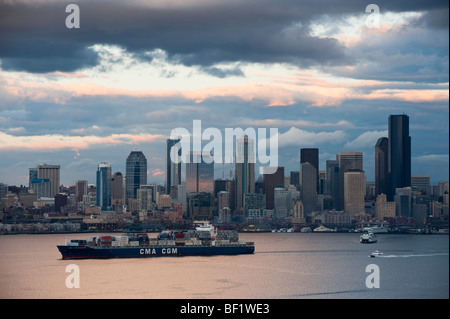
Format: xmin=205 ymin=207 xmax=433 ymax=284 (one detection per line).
xmin=300 ymin=148 xmax=319 ymax=191
xmin=274 ymin=186 xmax=291 ymax=219
xmin=388 ymin=114 xmax=411 ymax=201
xmin=375 ymin=193 xmax=395 ymax=221
xmin=30 ymin=164 xmax=60 ymax=197
xmin=263 ymin=166 xmax=284 ymax=210
xmin=375 ymin=137 xmax=388 ymax=196
xmin=96 ymin=162 xmax=111 ymax=211
xmin=411 ymin=175 xmax=430 ymax=192
xmin=75 ymin=180 xmax=88 ymax=203
xmin=300 ymin=162 xmax=318 ymax=215
xmin=235 ymin=136 xmax=255 ymax=211
xmin=337 ymin=152 xmax=363 ymax=210
xmin=111 ymin=172 xmax=124 ymax=210
xmin=186 ymin=152 xmax=214 ymax=194
xmin=325 ymin=160 xmax=339 ymax=209
xmin=125 ymin=151 xmax=147 ymax=205
xmin=343 ymin=169 xmax=366 ymax=217
xmin=394 ymin=187 xmax=412 ymax=217
xmin=290 ymin=171 xmax=300 ymax=189
xmin=165 ymin=138 xmax=181 ymax=195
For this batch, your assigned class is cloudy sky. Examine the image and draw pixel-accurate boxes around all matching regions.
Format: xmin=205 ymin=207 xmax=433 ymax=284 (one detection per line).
xmin=0 ymin=0 xmax=448 ymax=187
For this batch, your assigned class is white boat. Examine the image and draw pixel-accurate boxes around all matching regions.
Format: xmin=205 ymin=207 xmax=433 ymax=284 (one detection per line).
xmin=300 ymin=227 xmax=312 ymax=233
xmin=360 ymin=231 xmax=377 ymax=243
xmin=369 ymin=250 xmax=384 ymax=258
xmin=363 ymin=224 xmax=388 ymax=234
xmin=313 ymin=225 xmax=336 ymax=232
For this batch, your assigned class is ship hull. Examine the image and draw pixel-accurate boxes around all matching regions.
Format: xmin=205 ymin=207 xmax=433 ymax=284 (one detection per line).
xmin=58 ymin=245 xmax=254 ymax=259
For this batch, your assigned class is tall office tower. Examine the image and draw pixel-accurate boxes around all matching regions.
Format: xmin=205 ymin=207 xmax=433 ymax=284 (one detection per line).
xmin=344 ymin=169 xmax=366 ymax=217
xmin=111 ymin=172 xmax=124 ymax=210
xmin=125 ymin=151 xmax=147 ymax=205
xmin=165 ymin=138 xmax=181 ymax=195
xmin=235 ymin=135 xmax=255 ymax=211
xmin=375 ymin=137 xmax=389 ymax=196
xmin=32 ymin=164 xmax=60 ymax=197
xmin=325 ymin=160 xmax=339 ymax=209
xmin=75 ymin=180 xmax=88 ymax=203
xmin=274 ymin=186 xmax=291 ymax=219
xmin=186 ymin=152 xmax=214 ymax=194
xmin=263 ymin=166 xmax=284 ymax=210
xmin=96 ymin=162 xmax=111 ymax=211
xmin=388 ymin=114 xmax=411 ymax=201
xmin=337 ymin=152 xmax=363 ymax=210
xmin=300 ymin=162 xmax=318 ymax=215
xmin=300 ymin=148 xmax=319 ymax=191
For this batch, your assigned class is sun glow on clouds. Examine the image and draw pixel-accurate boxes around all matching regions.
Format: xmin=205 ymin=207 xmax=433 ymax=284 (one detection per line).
xmin=1 ymin=46 xmax=447 ymax=109
xmin=0 ymin=131 xmax=164 ymax=152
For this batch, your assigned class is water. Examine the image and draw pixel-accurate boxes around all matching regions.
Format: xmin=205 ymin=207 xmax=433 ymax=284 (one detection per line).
xmin=0 ymin=232 xmax=448 ymax=299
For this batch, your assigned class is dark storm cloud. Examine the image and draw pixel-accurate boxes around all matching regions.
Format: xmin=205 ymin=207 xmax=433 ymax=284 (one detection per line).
xmin=1 ymin=0 xmax=447 ymax=74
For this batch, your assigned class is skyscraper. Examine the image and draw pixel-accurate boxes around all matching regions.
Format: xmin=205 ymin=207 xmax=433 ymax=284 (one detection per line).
xmin=75 ymin=180 xmax=88 ymax=203
xmin=165 ymin=138 xmax=181 ymax=195
xmin=96 ymin=162 xmax=111 ymax=211
xmin=126 ymin=151 xmax=147 ymax=205
xmin=300 ymin=162 xmax=318 ymax=215
xmin=344 ymin=169 xmax=366 ymax=217
xmin=30 ymin=164 xmax=60 ymax=197
xmin=235 ymin=135 xmax=255 ymax=211
xmin=111 ymin=172 xmax=124 ymax=210
xmin=186 ymin=152 xmax=214 ymax=194
xmin=375 ymin=137 xmax=389 ymax=196
xmin=325 ymin=160 xmax=339 ymax=209
xmin=263 ymin=166 xmax=284 ymax=210
xmin=337 ymin=152 xmax=363 ymax=210
xmin=300 ymin=148 xmax=319 ymax=192
xmin=388 ymin=114 xmax=411 ymax=201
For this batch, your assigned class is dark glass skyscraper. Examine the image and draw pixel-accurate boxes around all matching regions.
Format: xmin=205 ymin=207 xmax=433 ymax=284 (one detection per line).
xmin=388 ymin=114 xmax=411 ymax=201
xmin=300 ymin=148 xmax=319 ymax=193
xmin=165 ymin=138 xmax=181 ymax=195
xmin=375 ymin=137 xmax=389 ymax=196
xmin=125 ymin=151 xmax=147 ymax=205
xmin=96 ymin=162 xmax=111 ymax=211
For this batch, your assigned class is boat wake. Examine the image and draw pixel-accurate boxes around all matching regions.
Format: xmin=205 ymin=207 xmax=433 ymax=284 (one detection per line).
xmin=377 ymin=253 xmax=449 ymax=258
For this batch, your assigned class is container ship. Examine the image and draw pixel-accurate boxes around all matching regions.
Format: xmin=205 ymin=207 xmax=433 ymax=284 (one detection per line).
xmin=57 ymin=223 xmax=254 ymax=259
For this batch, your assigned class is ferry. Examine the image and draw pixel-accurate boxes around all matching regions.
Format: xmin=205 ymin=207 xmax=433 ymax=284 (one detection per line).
xmin=360 ymin=230 xmax=377 ymax=243
xmin=57 ymin=223 xmax=254 ymax=259
xmin=363 ymin=224 xmax=389 ymax=234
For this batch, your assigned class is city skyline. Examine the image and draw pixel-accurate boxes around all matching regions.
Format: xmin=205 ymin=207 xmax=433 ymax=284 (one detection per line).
xmin=0 ymin=0 xmax=448 ymax=187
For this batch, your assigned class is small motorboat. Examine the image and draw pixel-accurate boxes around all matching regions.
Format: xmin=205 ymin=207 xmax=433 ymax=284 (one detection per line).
xmin=370 ymin=250 xmax=384 ymax=258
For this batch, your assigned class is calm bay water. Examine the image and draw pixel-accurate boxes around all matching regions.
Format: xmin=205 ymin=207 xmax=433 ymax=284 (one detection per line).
xmin=0 ymin=232 xmax=448 ymax=299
